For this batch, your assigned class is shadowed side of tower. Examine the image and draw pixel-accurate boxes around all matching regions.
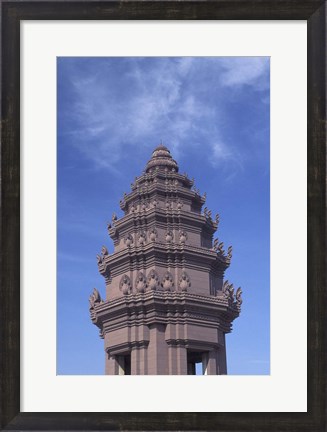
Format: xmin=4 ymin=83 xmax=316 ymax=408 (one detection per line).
xmin=89 ymin=145 xmax=242 ymax=375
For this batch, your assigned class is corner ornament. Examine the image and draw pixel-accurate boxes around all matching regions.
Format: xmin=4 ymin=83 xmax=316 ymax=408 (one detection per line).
xmin=222 ymin=280 xmax=235 ymax=305
xmin=96 ymin=254 xmax=103 ymax=264
xmin=89 ymin=288 xmax=102 ymax=310
xmin=213 ymin=239 xmax=225 ymax=255
xmin=101 ymin=246 xmax=109 ymax=256
xmin=236 ymin=287 xmax=243 ymax=308
xmin=227 ymin=246 xmax=233 ymax=262
xmin=97 ymin=246 xmax=109 ymax=265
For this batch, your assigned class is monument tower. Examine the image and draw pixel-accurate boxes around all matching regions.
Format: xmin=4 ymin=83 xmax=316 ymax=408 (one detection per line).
xmin=89 ymin=145 xmax=242 ymax=375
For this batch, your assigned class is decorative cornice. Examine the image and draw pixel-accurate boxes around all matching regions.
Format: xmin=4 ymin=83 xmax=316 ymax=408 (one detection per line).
xmin=131 ymin=170 xmax=193 ymax=191
xmin=100 ymin=240 xmax=229 ymax=269
xmin=166 ymin=339 xmax=220 ymax=350
xmin=119 ymin=182 xmax=205 ymax=211
xmin=112 ymin=207 xmax=217 ymax=237
xmin=105 ymin=340 xmax=150 ymax=355
xmin=91 ymin=293 xmax=238 ymax=337
xmin=91 ymin=291 xmax=239 ymax=324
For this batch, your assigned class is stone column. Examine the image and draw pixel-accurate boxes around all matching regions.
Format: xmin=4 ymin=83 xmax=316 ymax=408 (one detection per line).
xmin=217 ymin=346 xmax=227 ymax=374
xmin=105 ymin=352 xmax=118 ymax=375
xmin=116 ymin=355 xmax=126 ymax=375
xmin=131 ymin=348 xmax=139 ymax=375
xmin=147 ymin=324 xmax=168 ymax=374
xmin=217 ymin=331 xmax=227 ymax=374
xmin=138 ymin=346 xmax=148 ymax=375
xmin=166 ymin=324 xmax=178 ymax=375
xmin=131 ymin=344 xmax=148 ymax=375
xmin=176 ymin=345 xmax=187 ymax=375
xmin=168 ymin=344 xmax=178 ymax=374
xmin=175 ymin=323 xmax=187 ymax=374
xmin=205 ymin=350 xmax=218 ymax=375
xmin=128 ymin=324 xmax=149 ymax=375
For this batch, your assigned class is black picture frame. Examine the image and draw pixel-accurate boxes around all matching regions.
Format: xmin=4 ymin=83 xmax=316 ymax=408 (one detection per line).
xmin=1 ymin=1 xmax=326 ymax=430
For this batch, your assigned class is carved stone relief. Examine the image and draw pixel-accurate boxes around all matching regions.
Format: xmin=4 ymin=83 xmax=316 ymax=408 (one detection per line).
xmin=147 ymin=269 xmax=160 ymax=291
xmin=161 ymin=271 xmax=174 ymax=291
xmin=179 ymin=272 xmax=191 ymax=292
xmin=179 ymin=230 xmax=187 ymax=244
xmin=166 ymin=230 xmax=173 ymax=243
xmin=124 ymin=233 xmax=134 ymax=247
xmin=135 ymin=271 xmax=147 ymax=293
xmin=149 ymin=228 xmax=157 ymax=242
xmin=119 ymin=274 xmax=132 ymax=295
xmin=138 ymin=231 xmax=146 ymax=245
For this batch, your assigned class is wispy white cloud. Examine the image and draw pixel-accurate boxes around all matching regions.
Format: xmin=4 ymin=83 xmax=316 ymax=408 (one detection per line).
xmin=58 ymin=57 xmax=269 ymax=175
xmin=219 ymin=57 xmax=269 ymax=88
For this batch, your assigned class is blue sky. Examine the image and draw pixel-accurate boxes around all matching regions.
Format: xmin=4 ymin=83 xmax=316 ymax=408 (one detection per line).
xmin=57 ymin=57 xmax=270 ymax=375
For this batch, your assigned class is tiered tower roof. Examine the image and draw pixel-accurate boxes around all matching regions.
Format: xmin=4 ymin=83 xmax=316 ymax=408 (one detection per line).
xmin=94 ymin=144 xmax=241 ymax=308
xmin=90 ymin=145 xmax=242 ymax=375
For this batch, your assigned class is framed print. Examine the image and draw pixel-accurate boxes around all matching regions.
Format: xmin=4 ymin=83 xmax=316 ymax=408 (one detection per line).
xmin=1 ymin=1 xmax=326 ymax=431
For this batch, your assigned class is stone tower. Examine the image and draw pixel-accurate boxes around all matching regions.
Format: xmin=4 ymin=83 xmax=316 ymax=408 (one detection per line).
xmin=89 ymin=145 xmax=242 ymax=375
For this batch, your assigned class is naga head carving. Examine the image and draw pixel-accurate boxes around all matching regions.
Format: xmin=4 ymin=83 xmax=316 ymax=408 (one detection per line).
xmin=236 ymin=287 xmax=243 ymax=308
xmin=89 ymin=288 xmax=102 ymax=309
xmin=101 ymin=246 xmax=109 ymax=256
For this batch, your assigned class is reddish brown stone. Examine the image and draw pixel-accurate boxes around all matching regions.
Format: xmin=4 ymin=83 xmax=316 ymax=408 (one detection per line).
xmin=90 ymin=145 xmax=241 ymax=375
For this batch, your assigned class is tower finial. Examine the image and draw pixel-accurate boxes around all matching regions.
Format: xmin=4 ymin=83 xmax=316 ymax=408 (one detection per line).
xmin=145 ymin=144 xmax=179 ymax=173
